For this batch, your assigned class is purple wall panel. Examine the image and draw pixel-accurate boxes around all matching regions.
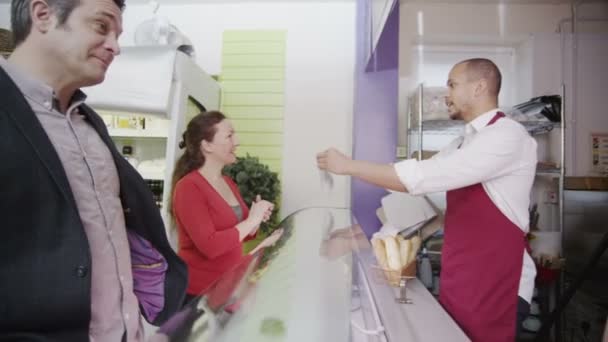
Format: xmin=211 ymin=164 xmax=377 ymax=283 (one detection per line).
xmin=365 ymin=0 xmax=400 ymax=72
xmin=352 ymin=0 xmax=399 ymax=238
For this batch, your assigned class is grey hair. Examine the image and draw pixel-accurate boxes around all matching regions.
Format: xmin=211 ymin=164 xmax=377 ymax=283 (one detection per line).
xmin=11 ymin=0 xmax=126 ymax=46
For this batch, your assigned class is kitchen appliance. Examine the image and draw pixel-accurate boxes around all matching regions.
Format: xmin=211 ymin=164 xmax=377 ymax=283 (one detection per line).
xmin=83 ymin=46 xmax=220 ymax=244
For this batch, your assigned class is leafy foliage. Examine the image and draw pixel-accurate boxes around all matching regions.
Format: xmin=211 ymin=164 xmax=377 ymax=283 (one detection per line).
xmin=223 ymin=154 xmax=281 ymax=234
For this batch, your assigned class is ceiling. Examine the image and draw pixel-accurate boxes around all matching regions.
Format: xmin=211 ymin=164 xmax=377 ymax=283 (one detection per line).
xmin=124 ymin=0 xmax=351 ymax=2
xmin=401 ymin=0 xmax=602 ymax=3
xmin=1 ymin=0 xmax=605 ymax=6
xmin=0 ymin=0 xmax=601 ymax=3
xmin=0 ymin=0 xmax=353 ymax=3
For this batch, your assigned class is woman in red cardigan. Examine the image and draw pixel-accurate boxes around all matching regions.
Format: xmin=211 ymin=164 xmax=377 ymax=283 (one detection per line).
xmin=171 ymin=111 xmax=279 ymax=302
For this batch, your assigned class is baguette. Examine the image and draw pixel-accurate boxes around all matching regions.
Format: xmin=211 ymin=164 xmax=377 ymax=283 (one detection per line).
xmin=398 ymin=236 xmax=412 ymax=266
xmin=383 ymin=236 xmax=401 ymax=271
xmin=409 ymin=235 xmax=421 ymax=263
xmin=371 ymin=237 xmax=389 ymax=270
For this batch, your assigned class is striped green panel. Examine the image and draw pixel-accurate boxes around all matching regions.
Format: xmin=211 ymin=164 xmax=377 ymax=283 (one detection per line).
xmin=223 ymin=106 xmax=283 ymax=119
xmin=233 ymin=119 xmax=283 ymax=132
xmin=262 ymin=159 xmax=282 ymax=173
xmin=236 ymin=146 xmax=283 ymax=159
xmin=223 ymin=54 xmax=285 ymax=68
xmin=223 ymin=93 xmax=283 ymax=106
xmin=223 ymin=42 xmax=285 ymax=55
xmin=237 ymin=132 xmax=283 ymax=146
xmin=221 ymin=30 xmax=285 ymax=178
xmin=223 ymin=31 xmax=286 ymax=42
xmin=221 ymin=80 xmax=284 ymax=93
xmin=220 ymin=68 xmax=284 ymax=81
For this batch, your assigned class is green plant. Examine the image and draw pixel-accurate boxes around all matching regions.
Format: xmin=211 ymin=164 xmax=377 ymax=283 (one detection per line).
xmin=223 ymin=154 xmax=281 ymax=234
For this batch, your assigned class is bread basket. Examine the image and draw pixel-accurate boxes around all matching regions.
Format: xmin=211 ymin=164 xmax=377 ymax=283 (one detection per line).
xmin=372 ymin=259 xmax=416 ymax=287
xmin=0 ymin=28 xmax=15 ymax=59
xmin=370 ymin=260 xmax=416 ymax=304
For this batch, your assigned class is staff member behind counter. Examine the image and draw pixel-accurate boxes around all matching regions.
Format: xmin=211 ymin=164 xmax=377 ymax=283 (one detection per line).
xmin=317 ymin=58 xmax=537 ymax=342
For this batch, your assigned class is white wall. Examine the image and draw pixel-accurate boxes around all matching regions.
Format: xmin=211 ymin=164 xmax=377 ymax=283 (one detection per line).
xmin=410 ymin=45 xmax=517 ymax=106
xmin=0 ymin=2 xmax=356 ymax=218
xmin=397 ymin=2 xmax=608 ymax=95
xmin=396 ymin=3 xmax=573 ymax=153
xmin=121 ymin=2 xmax=356 ymax=217
xmin=398 ymin=3 xmax=573 ymax=78
xmin=564 ymin=33 xmax=608 ymax=176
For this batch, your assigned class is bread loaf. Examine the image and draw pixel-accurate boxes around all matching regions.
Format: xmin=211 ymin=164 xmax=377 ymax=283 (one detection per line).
xmin=373 ymin=235 xmax=422 ymax=272
xmin=383 ymin=236 xmax=401 ymax=271
xmin=397 ymin=236 xmax=412 ymax=266
xmin=409 ymin=235 xmax=421 ymax=263
xmin=371 ymin=237 xmax=389 ymax=270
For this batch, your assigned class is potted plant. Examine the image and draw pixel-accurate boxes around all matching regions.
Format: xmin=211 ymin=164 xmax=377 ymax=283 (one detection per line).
xmin=223 ymin=154 xmax=281 ymax=235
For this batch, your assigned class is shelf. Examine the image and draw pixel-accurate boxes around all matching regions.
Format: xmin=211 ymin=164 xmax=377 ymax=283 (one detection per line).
xmin=108 ymin=128 xmax=168 ymax=138
xmin=536 ymin=168 xmax=561 ymax=177
xmin=408 ymin=120 xmax=465 ymax=135
xmin=520 ymin=121 xmax=560 ymax=136
xmin=564 ymin=177 xmax=608 ymax=191
xmin=407 ymin=119 xmax=559 ymax=136
xmin=139 ymin=170 xmax=165 ymax=181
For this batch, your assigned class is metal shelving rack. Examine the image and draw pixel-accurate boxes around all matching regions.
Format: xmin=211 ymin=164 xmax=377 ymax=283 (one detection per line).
xmin=407 ymin=84 xmax=461 ymax=160
xmin=556 ymin=83 xmax=566 ymax=342
xmin=532 ymin=84 xmax=566 ymax=342
xmin=407 ymin=84 xmax=563 ymax=156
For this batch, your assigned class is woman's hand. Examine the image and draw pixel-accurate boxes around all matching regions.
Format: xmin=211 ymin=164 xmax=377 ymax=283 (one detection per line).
xmin=258 ymin=195 xmax=274 ymax=222
xmin=237 ymin=196 xmax=274 ymax=240
xmin=250 ymin=195 xmax=274 ymax=224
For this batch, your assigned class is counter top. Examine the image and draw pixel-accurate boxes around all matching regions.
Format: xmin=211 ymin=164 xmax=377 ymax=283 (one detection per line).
xmin=358 ymin=250 xmax=470 ymax=342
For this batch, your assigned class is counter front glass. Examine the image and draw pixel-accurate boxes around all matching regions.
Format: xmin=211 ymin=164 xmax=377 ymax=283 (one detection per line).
xmin=149 ymin=207 xmax=469 ymax=342
xmin=150 ymin=207 xmax=369 ymax=342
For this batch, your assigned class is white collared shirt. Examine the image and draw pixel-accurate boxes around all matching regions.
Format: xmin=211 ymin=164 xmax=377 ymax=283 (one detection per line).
xmin=394 ymin=109 xmax=537 ymax=303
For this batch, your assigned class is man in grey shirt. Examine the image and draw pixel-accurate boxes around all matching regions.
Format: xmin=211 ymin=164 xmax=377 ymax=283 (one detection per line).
xmin=0 ymin=0 xmax=187 ymax=341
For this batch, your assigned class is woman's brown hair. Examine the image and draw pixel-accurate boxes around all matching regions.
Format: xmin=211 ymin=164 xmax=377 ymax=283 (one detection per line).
xmin=170 ymin=111 xmax=226 ymax=218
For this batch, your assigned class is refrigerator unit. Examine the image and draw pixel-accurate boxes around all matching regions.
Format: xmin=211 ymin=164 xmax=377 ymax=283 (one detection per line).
xmin=83 ymin=46 xmax=221 ymax=244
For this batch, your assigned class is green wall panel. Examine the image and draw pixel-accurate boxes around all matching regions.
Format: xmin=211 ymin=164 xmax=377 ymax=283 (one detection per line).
xmin=233 ymin=119 xmax=283 ymax=133
xmin=223 ymin=54 xmax=286 ymax=68
xmin=223 ymin=93 xmax=284 ymax=106
xmin=221 ymin=80 xmax=284 ymax=93
xmin=237 ymin=132 xmax=283 ymax=146
xmin=223 ymin=30 xmax=287 ymax=42
xmin=261 ymin=159 xmax=282 ymax=173
xmin=236 ymin=146 xmax=283 ymax=159
xmin=223 ymin=106 xmax=283 ymax=119
xmin=221 ymin=30 xmax=286 ymax=177
xmin=223 ymin=42 xmax=285 ymax=55
xmin=220 ymin=68 xmax=284 ymax=81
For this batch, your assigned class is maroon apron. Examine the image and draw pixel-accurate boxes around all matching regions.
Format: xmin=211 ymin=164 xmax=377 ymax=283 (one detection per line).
xmin=439 ymin=112 xmax=525 ymax=342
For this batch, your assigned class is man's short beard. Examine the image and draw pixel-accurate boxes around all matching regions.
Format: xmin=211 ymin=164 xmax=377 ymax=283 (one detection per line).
xmin=449 ymin=111 xmax=462 ymax=121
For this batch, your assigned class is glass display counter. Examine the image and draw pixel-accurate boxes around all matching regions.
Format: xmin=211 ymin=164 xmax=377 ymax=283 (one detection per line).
xmin=149 ymin=207 xmax=469 ymax=342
